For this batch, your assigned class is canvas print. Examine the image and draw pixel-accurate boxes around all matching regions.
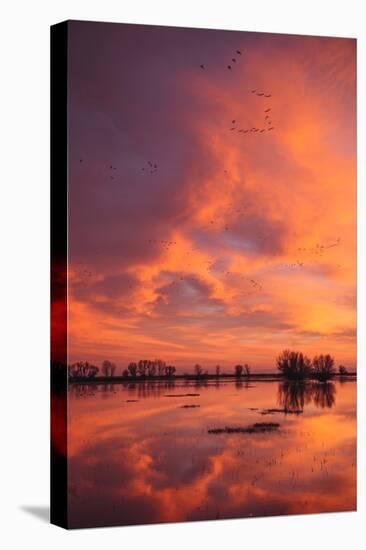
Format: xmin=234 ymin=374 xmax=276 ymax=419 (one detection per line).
xmin=51 ymin=20 xmax=356 ymax=529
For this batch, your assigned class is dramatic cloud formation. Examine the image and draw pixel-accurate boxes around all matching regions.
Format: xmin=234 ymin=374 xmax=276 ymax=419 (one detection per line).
xmin=67 ymin=22 xmax=356 ymax=372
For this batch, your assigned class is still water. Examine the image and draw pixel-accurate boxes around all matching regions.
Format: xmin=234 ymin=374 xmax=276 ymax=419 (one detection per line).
xmin=68 ymin=379 xmax=356 ymax=528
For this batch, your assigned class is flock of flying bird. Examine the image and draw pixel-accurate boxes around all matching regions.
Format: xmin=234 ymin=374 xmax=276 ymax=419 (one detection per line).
xmin=142 ymin=160 xmax=158 ymax=175
xmin=200 ymin=47 xmax=275 ymax=135
xmin=229 ymin=106 xmax=274 ymax=134
xmin=200 ymin=48 xmax=243 ymax=71
xmin=76 ymin=45 xmax=343 ymax=304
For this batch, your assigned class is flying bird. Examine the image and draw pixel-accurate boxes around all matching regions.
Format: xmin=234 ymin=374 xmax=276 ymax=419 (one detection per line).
xmin=227 ymin=65 xmax=232 ymax=69
xmin=236 ymin=50 xmax=242 ymax=55
xmin=264 ymin=94 xmax=272 ymax=98
xmin=268 ymin=127 xmax=274 ymax=131
xmin=264 ymin=108 xmax=271 ymax=113
xmin=232 ymin=58 xmax=236 ymax=63
xmin=200 ymin=64 xmax=205 ymax=69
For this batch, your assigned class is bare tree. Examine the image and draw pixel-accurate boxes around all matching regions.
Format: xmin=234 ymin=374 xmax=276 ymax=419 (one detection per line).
xmin=122 ymin=368 xmax=129 ymax=378
xmin=243 ymin=364 xmax=251 ymax=376
xmin=194 ymin=364 xmax=204 ymax=377
xmin=338 ymin=365 xmax=348 ymax=376
xmin=155 ymin=359 xmax=167 ymax=377
xmin=147 ymin=361 xmax=156 ymax=377
xmin=128 ymin=358 xmax=172 ymax=378
xmin=137 ymin=360 xmax=149 ymax=377
xmin=312 ymin=354 xmax=335 ymax=381
xmin=101 ymin=360 xmax=117 ymax=377
xmin=276 ymin=350 xmax=312 ymax=380
xmin=68 ymin=361 xmax=99 ymax=379
xmin=127 ymin=362 xmax=138 ymax=377
xmin=215 ymin=365 xmax=221 ymax=377
xmin=165 ymin=365 xmax=176 ymax=377
xmin=235 ymin=364 xmax=243 ymax=377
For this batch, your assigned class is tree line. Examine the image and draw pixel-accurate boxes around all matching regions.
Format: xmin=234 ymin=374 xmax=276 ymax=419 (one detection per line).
xmin=66 ymin=352 xmax=350 ymax=381
xmin=67 ymin=359 xmax=252 ymax=380
xmin=276 ymin=349 xmax=349 ymax=381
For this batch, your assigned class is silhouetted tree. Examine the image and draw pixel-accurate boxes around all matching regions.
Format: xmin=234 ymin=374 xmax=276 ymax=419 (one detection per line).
xmin=137 ymin=360 xmax=149 ymax=377
xmin=194 ymin=364 xmax=204 ymax=377
xmin=165 ymin=365 xmax=176 ymax=377
xmin=147 ymin=361 xmax=157 ymax=377
xmin=68 ymin=361 xmax=99 ymax=379
xmin=235 ymin=364 xmax=244 ymax=377
xmin=155 ymin=359 xmax=167 ymax=377
xmin=243 ymin=364 xmax=251 ymax=376
xmin=276 ymin=350 xmax=312 ymax=380
xmin=338 ymin=365 xmax=348 ymax=375
xmin=312 ymin=354 xmax=335 ymax=381
xmin=127 ymin=362 xmax=138 ymax=377
xmin=122 ymin=369 xmax=129 ymax=378
xmin=215 ymin=365 xmax=221 ymax=377
xmin=101 ymin=360 xmax=117 ymax=377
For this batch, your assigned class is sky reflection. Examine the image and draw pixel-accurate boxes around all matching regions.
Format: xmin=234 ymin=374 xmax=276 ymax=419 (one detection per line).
xmin=68 ymin=380 xmax=356 ymax=528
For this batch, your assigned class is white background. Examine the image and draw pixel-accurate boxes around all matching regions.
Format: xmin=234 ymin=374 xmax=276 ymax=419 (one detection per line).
xmin=0 ymin=0 xmax=364 ymax=548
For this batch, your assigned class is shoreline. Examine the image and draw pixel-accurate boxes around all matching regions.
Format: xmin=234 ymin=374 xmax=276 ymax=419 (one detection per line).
xmin=68 ymin=372 xmax=357 ymax=385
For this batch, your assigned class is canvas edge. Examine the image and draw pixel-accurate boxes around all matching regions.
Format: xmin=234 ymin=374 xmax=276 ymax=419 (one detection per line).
xmin=50 ymin=20 xmax=69 ymax=530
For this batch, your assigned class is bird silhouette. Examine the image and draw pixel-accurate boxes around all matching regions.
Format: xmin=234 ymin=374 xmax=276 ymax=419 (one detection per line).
xmin=264 ymin=108 xmax=271 ymax=113
xmin=236 ymin=50 xmax=242 ymax=55
xmin=200 ymin=64 xmax=205 ymax=70
xmin=227 ymin=65 xmax=232 ymax=70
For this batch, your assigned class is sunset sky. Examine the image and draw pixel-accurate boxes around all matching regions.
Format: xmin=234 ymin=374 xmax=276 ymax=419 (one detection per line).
xmin=67 ymin=21 xmax=356 ymax=372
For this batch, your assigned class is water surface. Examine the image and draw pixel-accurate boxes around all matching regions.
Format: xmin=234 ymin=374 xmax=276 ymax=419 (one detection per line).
xmin=68 ymin=379 xmax=356 ymax=528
